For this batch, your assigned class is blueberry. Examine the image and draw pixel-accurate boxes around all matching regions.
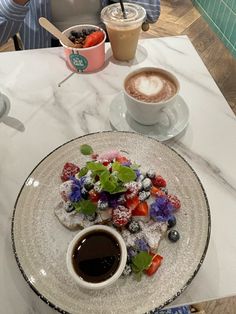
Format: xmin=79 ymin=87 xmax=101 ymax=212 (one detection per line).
xmin=97 ymin=200 xmax=109 ymax=211
xmin=117 ymin=194 xmax=126 ymax=205
xmin=127 ymin=246 xmax=138 ymax=260
xmin=87 ymin=28 xmax=96 ymax=35
xmin=71 ymin=30 xmax=78 ymax=37
xmin=69 ymin=35 xmax=76 ymax=43
xmin=81 ymin=188 xmax=88 ymax=200
xmin=122 ymin=264 xmax=132 ymax=276
xmin=146 ymin=169 xmax=156 ymax=179
xmin=86 ymin=212 xmax=97 ymax=222
xmin=137 ymin=174 xmax=145 ymax=182
xmin=138 ymin=191 xmax=150 ymax=202
xmin=63 ymin=201 xmax=75 ymax=213
xmin=161 ymin=187 xmax=168 ymax=195
xmin=82 ymin=29 xmax=88 ymax=36
xmin=167 ymin=215 xmax=176 ymax=229
xmin=128 ymin=221 xmax=140 ymax=233
xmin=84 ymin=177 xmax=94 ymax=191
xmin=142 ymin=178 xmax=152 ymax=191
xmin=168 ymin=230 xmax=180 ymax=242
xmin=94 ymin=181 xmax=102 ymax=192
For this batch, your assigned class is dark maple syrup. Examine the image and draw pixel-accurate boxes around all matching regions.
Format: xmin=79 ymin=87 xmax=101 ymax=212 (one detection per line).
xmin=72 ymin=230 xmax=121 ymax=283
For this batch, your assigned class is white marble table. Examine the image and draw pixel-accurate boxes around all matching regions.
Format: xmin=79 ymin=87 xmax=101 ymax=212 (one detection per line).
xmin=0 ymin=36 xmax=236 ymax=313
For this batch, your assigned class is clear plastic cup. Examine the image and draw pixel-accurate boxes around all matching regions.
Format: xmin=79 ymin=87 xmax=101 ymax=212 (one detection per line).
xmin=101 ymin=3 xmax=146 ymax=61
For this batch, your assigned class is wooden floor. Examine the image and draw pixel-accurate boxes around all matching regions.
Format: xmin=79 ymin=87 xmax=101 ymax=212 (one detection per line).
xmin=141 ymin=0 xmax=236 ymax=115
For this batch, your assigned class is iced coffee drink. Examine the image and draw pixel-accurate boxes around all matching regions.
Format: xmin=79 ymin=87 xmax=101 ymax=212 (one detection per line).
xmin=101 ymin=3 xmax=146 ymax=61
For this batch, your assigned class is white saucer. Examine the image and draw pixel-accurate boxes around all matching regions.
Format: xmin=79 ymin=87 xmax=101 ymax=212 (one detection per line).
xmin=109 ymin=93 xmax=189 ymax=142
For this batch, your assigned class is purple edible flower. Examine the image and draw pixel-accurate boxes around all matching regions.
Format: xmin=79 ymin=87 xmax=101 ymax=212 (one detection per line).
xmin=127 ymin=246 xmax=138 ymax=259
xmin=122 ymin=161 xmax=132 ymax=167
xmin=135 ymin=169 xmax=141 ymax=178
xmin=100 ymin=191 xmax=109 ymax=202
xmin=150 ymin=196 xmax=174 ymax=222
xmin=135 ymin=238 xmax=149 ymax=252
xmin=69 ymin=177 xmax=85 ymax=203
xmin=106 ymin=193 xmax=124 ymax=208
xmin=109 ymin=198 xmax=119 ymax=208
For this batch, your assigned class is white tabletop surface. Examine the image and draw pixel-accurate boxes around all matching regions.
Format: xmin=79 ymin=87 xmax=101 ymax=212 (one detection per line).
xmin=0 ymin=36 xmax=236 ymax=313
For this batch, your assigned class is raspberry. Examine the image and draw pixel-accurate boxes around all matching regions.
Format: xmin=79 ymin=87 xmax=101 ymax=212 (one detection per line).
xmin=61 ymin=162 xmax=80 ymax=182
xmin=125 ymin=182 xmax=141 ymax=199
xmin=59 ymin=180 xmax=73 ymax=202
xmin=152 ymin=175 xmax=166 ymax=188
xmin=167 ymin=194 xmax=181 ymax=210
xmin=112 ymin=205 xmax=132 ymax=227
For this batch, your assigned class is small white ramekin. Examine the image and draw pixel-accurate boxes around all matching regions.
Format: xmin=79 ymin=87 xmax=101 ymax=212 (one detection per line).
xmin=66 ymin=225 xmax=127 ymax=290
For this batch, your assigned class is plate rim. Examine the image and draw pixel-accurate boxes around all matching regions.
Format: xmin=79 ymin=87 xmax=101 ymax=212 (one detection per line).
xmin=11 ymin=131 xmax=211 ymax=314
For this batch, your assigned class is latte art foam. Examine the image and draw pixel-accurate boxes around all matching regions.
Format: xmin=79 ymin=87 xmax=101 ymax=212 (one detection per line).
xmin=125 ymin=70 xmax=177 ymax=103
xmin=134 ymin=76 xmax=163 ymax=96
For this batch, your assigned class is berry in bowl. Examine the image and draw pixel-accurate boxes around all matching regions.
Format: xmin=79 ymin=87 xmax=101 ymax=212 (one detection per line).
xmin=60 ymin=24 xmax=106 ymax=73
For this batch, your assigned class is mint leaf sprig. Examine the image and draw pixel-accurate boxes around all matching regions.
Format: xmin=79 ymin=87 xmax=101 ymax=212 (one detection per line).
xmin=80 ymin=144 xmax=93 ymax=155
xmin=131 ymin=252 xmax=152 ymax=281
xmin=84 ymin=160 xmax=136 ymax=194
xmin=74 ymin=199 xmax=97 ymax=216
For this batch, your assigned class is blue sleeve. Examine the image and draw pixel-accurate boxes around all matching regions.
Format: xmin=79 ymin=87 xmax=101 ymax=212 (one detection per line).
xmin=139 ymin=0 xmax=161 ymax=23
xmin=0 ymin=0 xmax=29 ymax=46
xmin=105 ymin=0 xmax=161 ymax=23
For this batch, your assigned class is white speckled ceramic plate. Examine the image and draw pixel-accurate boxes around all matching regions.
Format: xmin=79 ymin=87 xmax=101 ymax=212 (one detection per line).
xmin=12 ymin=132 xmax=210 ymax=314
xmin=109 ymin=93 xmax=189 ymax=141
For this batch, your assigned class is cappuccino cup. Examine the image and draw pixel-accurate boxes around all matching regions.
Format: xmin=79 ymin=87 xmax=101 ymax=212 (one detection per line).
xmin=123 ymin=67 xmax=180 ymax=125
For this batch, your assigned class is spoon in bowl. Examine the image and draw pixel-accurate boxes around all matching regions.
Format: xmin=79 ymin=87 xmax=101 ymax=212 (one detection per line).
xmin=39 ymin=17 xmax=75 ymax=47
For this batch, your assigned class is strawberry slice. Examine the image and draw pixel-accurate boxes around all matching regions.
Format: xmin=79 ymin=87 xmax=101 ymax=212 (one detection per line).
xmin=83 ymin=31 xmax=104 ymax=48
xmin=61 ymin=162 xmax=80 ymax=182
xmin=150 ymin=186 xmax=165 ymax=197
xmin=115 ymin=155 xmax=129 ymax=164
xmin=152 ymin=175 xmax=167 ymax=188
xmin=145 ymin=253 xmax=163 ymax=276
xmin=132 ymin=201 xmax=148 ymax=216
xmin=126 ymin=196 xmax=139 ymax=211
xmin=88 ymin=189 xmax=100 ymax=203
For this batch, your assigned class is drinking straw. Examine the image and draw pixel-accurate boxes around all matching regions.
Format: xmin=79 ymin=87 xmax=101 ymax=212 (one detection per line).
xmin=119 ymin=0 xmax=127 ymax=19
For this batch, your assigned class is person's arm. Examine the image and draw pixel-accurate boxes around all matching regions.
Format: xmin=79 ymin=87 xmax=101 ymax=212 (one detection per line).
xmin=139 ymin=0 xmax=160 ymax=23
xmin=108 ymin=0 xmax=160 ymax=23
xmin=0 ymin=0 xmax=30 ymax=46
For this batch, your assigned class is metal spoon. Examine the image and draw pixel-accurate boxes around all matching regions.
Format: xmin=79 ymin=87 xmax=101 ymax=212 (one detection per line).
xmin=39 ymin=17 xmax=75 ymax=47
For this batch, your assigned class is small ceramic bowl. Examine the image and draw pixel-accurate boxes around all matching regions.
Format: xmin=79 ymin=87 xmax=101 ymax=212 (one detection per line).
xmin=66 ymin=225 xmax=127 ymax=290
xmin=60 ymin=24 xmax=106 ymax=73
